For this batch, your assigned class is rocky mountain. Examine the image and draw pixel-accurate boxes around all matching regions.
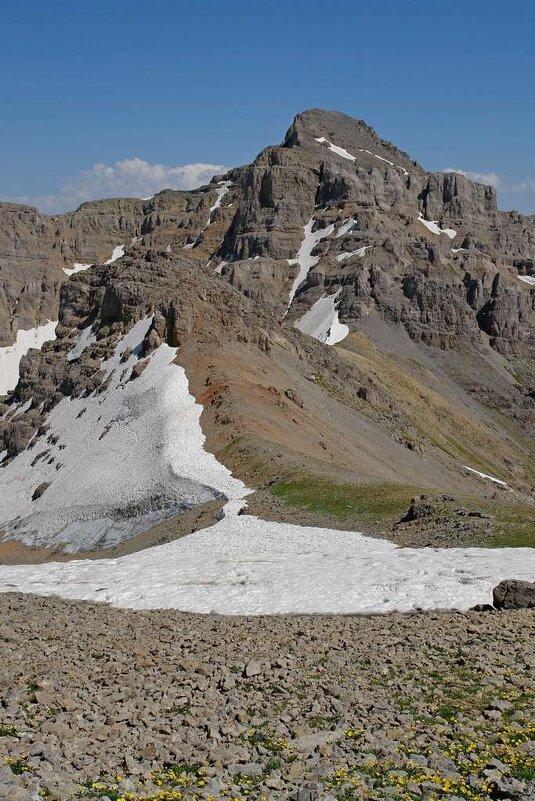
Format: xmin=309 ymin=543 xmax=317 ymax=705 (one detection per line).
xmin=0 ymin=108 xmax=534 ymax=559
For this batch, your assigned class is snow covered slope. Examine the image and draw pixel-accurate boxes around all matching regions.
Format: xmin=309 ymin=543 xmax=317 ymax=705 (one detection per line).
xmin=0 ymin=320 xmax=247 ymax=552
xmin=0 ymin=320 xmax=57 ymax=395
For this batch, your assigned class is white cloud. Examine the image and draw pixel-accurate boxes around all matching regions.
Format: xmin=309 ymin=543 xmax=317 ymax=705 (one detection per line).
xmin=444 ymin=168 xmax=535 ymax=195
xmin=508 ymin=177 xmax=535 ymax=192
xmin=443 ymin=168 xmax=502 ymax=189
xmin=1 ymin=158 xmax=229 ymax=213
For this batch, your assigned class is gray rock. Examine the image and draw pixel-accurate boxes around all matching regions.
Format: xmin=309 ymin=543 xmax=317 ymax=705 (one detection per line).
xmin=493 ymin=579 xmax=535 ymax=609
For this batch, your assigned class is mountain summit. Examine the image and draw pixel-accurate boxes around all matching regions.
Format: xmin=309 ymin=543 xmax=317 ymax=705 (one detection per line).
xmin=0 ymin=108 xmax=534 ymax=565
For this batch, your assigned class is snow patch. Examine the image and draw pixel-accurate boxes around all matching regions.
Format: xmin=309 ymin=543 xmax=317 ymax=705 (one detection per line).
xmin=336 ymin=218 xmax=358 ymax=238
xmin=418 ymin=213 xmax=457 ymax=240
xmin=183 ymin=181 xmax=233 ymax=252
xmin=314 ymin=136 xmax=355 ymax=162
xmin=295 ymin=289 xmax=349 ymax=346
xmin=67 ymin=325 xmax=98 ymax=363
xmin=63 ymin=262 xmax=93 ymax=277
xmin=518 ymin=275 xmax=535 ymax=285
xmin=315 ymin=138 xmax=409 ymax=176
xmin=214 ymin=260 xmax=227 ymax=274
xmin=0 ymin=321 xmax=58 ymax=396
xmin=287 ymin=218 xmax=335 ymax=308
xmin=105 ymin=245 xmax=125 ymax=264
xmin=209 ymin=180 xmax=232 ymax=214
xmin=463 ymin=466 xmax=507 ymax=486
xmin=337 ymin=246 xmax=369 ymax=262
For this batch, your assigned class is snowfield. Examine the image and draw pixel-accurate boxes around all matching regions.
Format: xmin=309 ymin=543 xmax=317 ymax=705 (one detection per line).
xmin=0 ymin=508 xmax=534 ymax=614
xmin=0 ymin=320 xmax=58 ymax=396
xmin=0 ymin=318 xmax=534 ymax=613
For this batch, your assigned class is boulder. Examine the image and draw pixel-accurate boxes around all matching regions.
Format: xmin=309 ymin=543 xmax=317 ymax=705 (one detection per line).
xmin=493 ymin=579 xmax=535 ymax=610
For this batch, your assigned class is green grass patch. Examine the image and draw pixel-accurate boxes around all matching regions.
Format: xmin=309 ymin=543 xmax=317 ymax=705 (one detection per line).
xmin=269 ymin=477 xmax=420 ymax=523
xmin=483 ymin=502 xmax=535 ymax=548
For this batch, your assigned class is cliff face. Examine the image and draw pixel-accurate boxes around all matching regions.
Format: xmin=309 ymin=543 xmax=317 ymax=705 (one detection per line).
xmin=214 ymin=109 xmax=535 ymax=358
xmin=0 ymin=180 xmax=233 ymax=345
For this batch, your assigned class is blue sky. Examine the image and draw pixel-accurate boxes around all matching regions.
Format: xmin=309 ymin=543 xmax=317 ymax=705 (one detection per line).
xmin=1 ymin=0 xmax=534 ymax=213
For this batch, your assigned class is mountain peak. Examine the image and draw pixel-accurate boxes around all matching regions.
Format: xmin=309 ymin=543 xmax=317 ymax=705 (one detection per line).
xmin=283 ymin=108 xmax=421 ymax=173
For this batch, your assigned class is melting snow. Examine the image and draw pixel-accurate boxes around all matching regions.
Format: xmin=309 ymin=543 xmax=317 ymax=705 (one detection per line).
xmin=337 ymin=246 xmax=369 ymax=262
xmin=1 ymin=506 xmax=534 ymax=613
xmin=0 ymin=321 xmax=58 ymax=396
xmin=295 ymin=289 xmax=349 ymax=346
xmin=463 ymin=466 xmax=507 ymax=486
xmin=0 ymin=321 xmax=246 ymax=553
xmin=287 ymin=218 xmax=335 ymax=308
xmin=518 ymin=275 xmax=535 ymax=285
xmin=418 ymin=214 xmax=457 ymax=240
xmin=1 ymin=326 xmax=535 ymax=612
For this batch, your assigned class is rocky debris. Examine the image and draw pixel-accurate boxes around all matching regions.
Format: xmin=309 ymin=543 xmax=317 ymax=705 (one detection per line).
xmin=31 ymin=482 xmax=50 ymax=501
xmin=0 ymin=594 xmax=534 ymax=801
xmin=284 ymin=388 xmax=304 ymax=407
xmin=493 ymin=578 xmax=535 ymax=609
xmin=400 ymin=495 xmax=435 ymax=523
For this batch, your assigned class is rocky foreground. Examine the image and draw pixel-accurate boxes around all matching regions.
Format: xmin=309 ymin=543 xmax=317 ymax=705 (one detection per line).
xmin=0 ymin=595 xmax=533 ymax=801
